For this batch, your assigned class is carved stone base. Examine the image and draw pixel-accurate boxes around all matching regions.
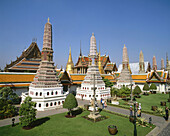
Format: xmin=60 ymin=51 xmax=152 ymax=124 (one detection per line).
xmin=88 ymin=112 xmax=101 ymax=120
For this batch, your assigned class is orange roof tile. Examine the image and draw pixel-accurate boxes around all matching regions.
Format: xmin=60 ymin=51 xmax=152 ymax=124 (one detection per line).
xmin=132 ymin=75 xmax=147 ymax=80
xmin=0 ymin=74 xmax=35 ymax=83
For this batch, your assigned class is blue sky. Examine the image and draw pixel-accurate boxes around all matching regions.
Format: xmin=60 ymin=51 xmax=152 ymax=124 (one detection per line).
xmin=0 ymin=0 xmax=170 ymax=70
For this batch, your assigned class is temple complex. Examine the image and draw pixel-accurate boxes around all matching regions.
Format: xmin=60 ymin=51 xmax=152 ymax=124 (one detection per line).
xmin=0 ymin=20 xmax=169 ymax=95
xmin=21 ymin=18 xmax=67 ymax=111
xmin=76 ymin=33 xmax=110 ymax=100
xmin=4 ymin=42 xmax=41 ymax=73
xmin=117 ymin=44 xmax=133 ymax=87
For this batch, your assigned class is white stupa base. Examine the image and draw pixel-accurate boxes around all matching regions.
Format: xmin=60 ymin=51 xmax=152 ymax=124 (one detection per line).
xmin=21 ymin=87 xmax=68 ymax=111
xmin=76 ymin=88 xmax=111 ymax=100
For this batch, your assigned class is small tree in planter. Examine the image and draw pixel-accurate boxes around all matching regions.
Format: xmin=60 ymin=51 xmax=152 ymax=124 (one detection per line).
xmin=150 ymin=83 xmax=157 ymax=94
xmin=63 ymin=93 xmax=78 ymax=116
xmin=133 ymin=85 xmax=142 ymax=98
xmin=19 ymin=96 xmax=36 ymax=128
xmin=143 ymin=83 xmax=150 ymax=95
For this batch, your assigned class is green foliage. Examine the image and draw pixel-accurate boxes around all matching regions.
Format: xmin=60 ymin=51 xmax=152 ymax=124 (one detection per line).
xmin=155 ymin=107 xmax=165 ymax=116
xmin=63 ymin=93 xmax=78 ymax=116
xmin=133 ymin=85 xmax=142 ymax=95
xmin=143 ymin=83 xmax=150 ymax=91
xmin=150 ymin=83 xmax=157 ymax=91
xmin=0 ymin=87 xmax=17 ymax=118
xmin=19 ymin=96 xmax=36 ymax=127
xmin=0 ymin=87 xmax=18 ymax=101
xmin=136 ymin=117 xmax=150 ymax=127
xmin=117 ymin=86 xmax=130 ymax=97
xmin=103 ymin=78 xmax=113 ymax=88
xmin=111 ymin=87 xmax=118 ymax=97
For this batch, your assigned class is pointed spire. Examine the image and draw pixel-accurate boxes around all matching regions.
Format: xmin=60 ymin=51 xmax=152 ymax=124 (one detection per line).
xmin=98 ymin=41 xmax=104 ymax=74
xmin=139 ymin=50 xmax=145 ymax=73
xmin=153 ymin=56 xmax=157 ymax=70
xmin=43 ymin=18 xmax=52 ymax=50
xmin=66 ymin=46 xmax=74 ymax=74
xmin=139 ymin=50 xmax=144 ymax=63
xmin=68 ymin=46 xmax=73 ymax=63
xmin=48 ymin=17 xmax=50 ymax=23
xmin=161 ymin=58 xmax=165 ymax=70
xmin=80 ymin=40 xmax=82 ymax=56
xmin=90 ymin=32 xmax=97 ymax=58
xmin=166 ymin=52 xmax=168 ymax=68
xmin=123 ymin=44 xmax=128 ymax=63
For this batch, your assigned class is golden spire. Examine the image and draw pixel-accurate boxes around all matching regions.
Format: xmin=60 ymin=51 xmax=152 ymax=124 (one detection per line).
xmin=68 ymin=46 xmax=73 ymax=63
xmin=48 ymin=17 xmax=50 ymax=23
xmin=98 ymin=41 xmax=104 ymax=74
xmin=66 ymin=46 xmax=74 ymax=73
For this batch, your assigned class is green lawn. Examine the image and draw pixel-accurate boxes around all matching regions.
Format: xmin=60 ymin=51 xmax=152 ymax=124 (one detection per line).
xmin=119 ymin=93 xmax=169 ymax=113
xmin=0 ymin=111 xmax=154 ymax=136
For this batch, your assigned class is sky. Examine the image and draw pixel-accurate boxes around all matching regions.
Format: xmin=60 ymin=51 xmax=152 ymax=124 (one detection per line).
xmin=0 ymin=0 xmax=170 ymax=70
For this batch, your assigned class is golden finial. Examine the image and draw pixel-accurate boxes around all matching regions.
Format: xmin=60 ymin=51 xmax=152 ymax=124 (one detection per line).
xmin=48 ymin=17 xmax=50 ymax=23
xmin=124 ymin=44 xmax=126 ymax=47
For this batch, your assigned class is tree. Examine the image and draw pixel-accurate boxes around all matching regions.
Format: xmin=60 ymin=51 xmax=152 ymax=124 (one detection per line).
xmin=0 ymin=87 xmax=17 ymax=118
xmin=111 ymin=88 xmax=118 ymax=99
xmin=19 ymin=96 xmax=36 ymax=127
xmin=63 ymin=93 xmax=78 ymax=116
xmin=133 ymin=85 xmax=142 ymax=96
xmin=143 ymin=83 xmax=150 ymax=94
xmin=150 ymin=83 xmax=157 ymax=93
xmin=0 ymin=87 xmax=18 ymax=101
xmin=103 ymin=78 xmax=113 ymax=88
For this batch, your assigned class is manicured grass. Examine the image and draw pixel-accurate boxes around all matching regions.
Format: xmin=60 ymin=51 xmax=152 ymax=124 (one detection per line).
xmin=0 ymin=111 xmax=154 ymax=136
xmin=119 ymin=93 xmax=169 ymax=113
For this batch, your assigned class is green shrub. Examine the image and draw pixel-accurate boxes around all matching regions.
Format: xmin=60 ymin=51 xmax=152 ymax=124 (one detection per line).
xmin=63 ymin=93 xmax=78 ymax=116
xmin=19 ymin=96 xmax=36 ymax=127
xmin=133 ymin=85 xmax=142 ymax=96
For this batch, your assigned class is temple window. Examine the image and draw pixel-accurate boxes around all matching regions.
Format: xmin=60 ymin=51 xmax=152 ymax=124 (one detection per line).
xmin=36 ymin=92 xmax=38 ymax=96
xmin=58 ymin=101 xmax=60 ymax=105
xmin=51 ymin=91 xmax=53 ymax=95
xmin=39 ymin=104 xmax=41 ymax=107
xmin=55 ymin=91 xmax=58 ymax=95
xmin=40 ymin=92 xmax=42 ymax=96
xmin=89 ymin=95 xmax=91 ymax=97
xmin=47 ymin=92 xmax=49 ymax=95
xmin=96 ymin=95 xmax=98 ymax=97
xmin=46 ymin=103 xmax=48 ymax=107
xmin=50 ymin=102 xmax=53 ymax=106
xmin=62 ymin=101 xmax=64 ymax=104
xmin=54 ymin=102 xmax=56 ymax=105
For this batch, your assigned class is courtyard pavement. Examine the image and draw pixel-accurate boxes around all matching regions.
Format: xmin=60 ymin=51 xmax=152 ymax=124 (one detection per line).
xmin=0 ymin=99 xmax=169 ymax=136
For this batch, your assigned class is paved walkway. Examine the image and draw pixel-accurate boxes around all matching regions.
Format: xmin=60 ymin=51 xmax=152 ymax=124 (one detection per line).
xmin=0 ymin=99 xmax=169 ymax=136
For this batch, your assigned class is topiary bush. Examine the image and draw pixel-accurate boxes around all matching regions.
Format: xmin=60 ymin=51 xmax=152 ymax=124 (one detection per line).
xmin=63 ymin=93 xmax=78 ymax=116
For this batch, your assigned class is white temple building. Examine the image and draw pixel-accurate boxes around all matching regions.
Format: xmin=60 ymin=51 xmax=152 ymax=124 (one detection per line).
xmin=76 ymin=33 xmax=110 ymax=100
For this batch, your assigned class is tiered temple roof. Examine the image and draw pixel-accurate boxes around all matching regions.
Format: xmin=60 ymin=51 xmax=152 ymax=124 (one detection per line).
xmin=4 ymin=42 xmax=41 ymax=72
